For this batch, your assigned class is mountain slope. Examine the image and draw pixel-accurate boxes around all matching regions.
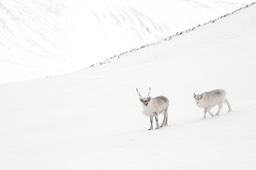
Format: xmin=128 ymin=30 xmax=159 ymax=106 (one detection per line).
xmin=0 ymin=0 xmax=253 ymax=84
xmin=0 ymin=2 xmax=256 ymax=170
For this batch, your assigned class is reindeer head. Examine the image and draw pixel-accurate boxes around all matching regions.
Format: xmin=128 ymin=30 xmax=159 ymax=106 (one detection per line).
xmin=193 ymin=93 xmax=204 ymax=104
xmin=136 ymin=88 xmax=151 ymax=106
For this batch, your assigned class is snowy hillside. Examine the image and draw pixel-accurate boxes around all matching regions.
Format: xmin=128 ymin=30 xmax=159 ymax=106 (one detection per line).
xmin=0 ymin=0 xmax=254 ymax=84
xmin=1 ymin=2 xmax=256 ymax=170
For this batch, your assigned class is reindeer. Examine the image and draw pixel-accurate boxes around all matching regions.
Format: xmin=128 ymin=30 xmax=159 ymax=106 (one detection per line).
xmin=193 ymin=89 xmax=232 ymax=119
xmin=136 ymin=88 xmax=169 ymax=130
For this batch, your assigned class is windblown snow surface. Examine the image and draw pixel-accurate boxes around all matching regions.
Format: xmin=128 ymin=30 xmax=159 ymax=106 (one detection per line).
xmin=0 ymin=2 xmax=256 ymax=170
xmin=0 ymin=0 xmax=254 ymax=84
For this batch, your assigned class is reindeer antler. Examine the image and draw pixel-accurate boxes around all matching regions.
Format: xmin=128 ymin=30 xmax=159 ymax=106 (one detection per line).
xmin=147 ymin=87 xmax=151 ymax=97
xmin=136 ymin=88 xmax=143 ymax=98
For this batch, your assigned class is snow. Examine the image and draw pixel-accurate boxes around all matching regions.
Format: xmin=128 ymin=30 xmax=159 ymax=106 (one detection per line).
xmin=0 ymin=0 xmax=255 ymax=84
xmin=1 ymin=2 xmax=256 ymax=170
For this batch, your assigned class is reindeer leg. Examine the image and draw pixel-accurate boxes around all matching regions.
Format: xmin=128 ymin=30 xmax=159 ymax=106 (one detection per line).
xmin=207 ymin=107 xmax=214 ymax=117
xmin=155 ymin=115 xmax=160 ymax=129
xmin=165 ymin=109 xmax=169 ymax=126
xmin=203 ymin=108 xmax=207 ymax=119
xmin=208 ymin=111 xmax=214 ymax=117
xmin=161 ymin=110 xmax=168 ymax=127
xmin=223 ymin=98 xmax=232 ymax=112
xmin=148 ymin=117 xmax=153 ymax=130
xmin=160 ymin=114 xmax=165 ymax=127
xmin=165 ymin=113 xmax=168 ymax=126
xmin=216 ymin=103 xmax=223 ymax=116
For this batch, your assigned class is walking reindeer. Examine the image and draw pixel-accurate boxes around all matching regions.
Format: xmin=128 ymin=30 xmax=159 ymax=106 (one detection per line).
xmin=136 ymin=88 xmax=169 ymax=130
xmin=193 ymin=89 xmax=232 ymax=119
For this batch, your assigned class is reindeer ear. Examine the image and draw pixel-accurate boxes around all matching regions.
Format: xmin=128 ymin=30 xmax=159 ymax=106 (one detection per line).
xmin=139 ymin=98 xmax=143 ymax=103
xmin=148 ymin=97 xmax=151 ymax=101
xmin=193 ymin=93 xmax=196 ymax=98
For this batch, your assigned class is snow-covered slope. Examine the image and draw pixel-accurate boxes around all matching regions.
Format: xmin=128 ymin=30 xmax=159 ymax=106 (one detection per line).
xmin=0 ymin=0 xmax=254 ymax=84
xmin=1 ymin=2 xmax=256 ymax=170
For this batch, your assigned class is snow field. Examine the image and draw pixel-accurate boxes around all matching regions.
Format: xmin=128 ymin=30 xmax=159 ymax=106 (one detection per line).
xmin=0 ymin=2 xmax=256 ymax=170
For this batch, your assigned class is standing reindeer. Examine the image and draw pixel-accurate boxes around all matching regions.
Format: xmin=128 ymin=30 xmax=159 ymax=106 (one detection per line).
xmin=193 ymin=89 xmax=232 ymax=119
xmin=136 ymin=88 xmax=169 ymax=130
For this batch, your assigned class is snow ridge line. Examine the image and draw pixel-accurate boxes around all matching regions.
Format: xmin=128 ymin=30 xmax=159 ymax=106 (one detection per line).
xmin=85 ymin=2 xmax=256 ymax=69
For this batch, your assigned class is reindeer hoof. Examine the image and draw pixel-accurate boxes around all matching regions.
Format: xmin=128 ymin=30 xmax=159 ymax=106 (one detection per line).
xmin=160 ymin=124 xmax=167 ymax=128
